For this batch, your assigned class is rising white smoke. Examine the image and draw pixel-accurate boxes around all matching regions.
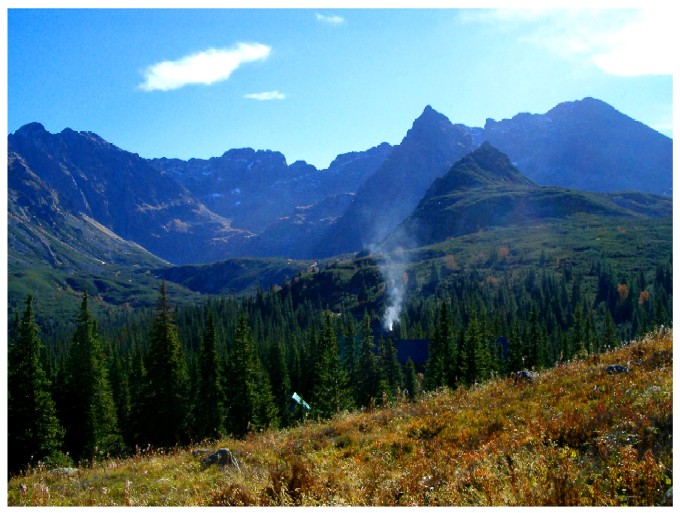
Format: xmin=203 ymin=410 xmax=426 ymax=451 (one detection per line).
xmin=374 ymin=245 xmax=409 ymax=332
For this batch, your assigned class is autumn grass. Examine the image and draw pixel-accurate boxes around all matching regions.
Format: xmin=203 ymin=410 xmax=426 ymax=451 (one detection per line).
xmin=8 ymin=327 xmax=672 ymax=506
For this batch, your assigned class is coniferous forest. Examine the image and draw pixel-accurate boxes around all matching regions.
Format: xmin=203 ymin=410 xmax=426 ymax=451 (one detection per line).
xmin=8 ymin=248 xmax=672 ymax=475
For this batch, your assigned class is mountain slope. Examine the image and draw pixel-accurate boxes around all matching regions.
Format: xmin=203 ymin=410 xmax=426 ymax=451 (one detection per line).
xmin=154 ymin=257 xmax=311 ymax=296
xmin=391 ymin=142 xmax=672 ymax=249
xmin=8 ymin=123 xmax=251 ymax=265
xmin=242 ymin=193 xmax=357 ymax=258
xmin=313 ymin=106 xmax=474 ymax=256
xmin=483 ymin=97 xmax=672 ymax=195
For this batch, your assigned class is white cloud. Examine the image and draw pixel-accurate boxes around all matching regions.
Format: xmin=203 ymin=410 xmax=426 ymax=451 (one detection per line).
xmin=316 ymin=13 xmax=345 ymax=25
xmin=139 ymin=42 xmax=271 ymax=92
xmin=467 ymin=8 xmax=673 ymax=77
xmin=590 ymin=10 xmax=673 ymax=76
xmin=244 ymin=90 xmax=286 ymax=101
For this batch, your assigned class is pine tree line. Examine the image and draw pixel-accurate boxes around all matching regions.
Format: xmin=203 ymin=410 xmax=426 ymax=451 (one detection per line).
xmin=8 ymin=257 xmax=672 ymax=474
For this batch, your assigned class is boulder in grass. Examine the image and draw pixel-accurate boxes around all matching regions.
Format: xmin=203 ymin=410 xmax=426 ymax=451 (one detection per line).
xmin=607 ymin=364 xmax=629 ymax=374
xmin=514 ymin=369 xmax=536 ymax=384
xmin=49 ymin=467 xmax=79 ymax=477
xmin=200 ymin=448 xmax=240 ymax=471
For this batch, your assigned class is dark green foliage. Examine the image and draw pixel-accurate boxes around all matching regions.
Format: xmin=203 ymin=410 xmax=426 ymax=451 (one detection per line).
xmin=107 ymin=350 xmax=131 ymax=450
xmin=311 ymin=314 xmax=353 ymax=418
xmin=424 ymin=302 xmax=453 ymax=391
xmin=8 ymin=214 xmax=672 ymax=466
xmin=354 ymin=315 xmax=379 ymax=407
xmin=404 ymin=358 xmax=419 ymax=401
xmin=266 ymin=339 xmax=293 ymax=424
xmin=225 ymin=313 xmax=277 ymax=436
xmin=378 ymin=337 xmax=404 ymax=401
xmin=193 ymin=315 xmax=226 ymax=441
xmin=125 ymin=348 xmax=147 ymax=447
xmin=140 ymin=282 xmax=191 ymax=447
xmin=61 ymin=292 xmax=122 ymax=462
xmin=8 ymin=296 xmax=65 ymax=474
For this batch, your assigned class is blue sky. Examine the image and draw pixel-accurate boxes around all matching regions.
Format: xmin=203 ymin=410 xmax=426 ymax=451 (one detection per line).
xmin=6 ymin=6 xmax=675 ymax=169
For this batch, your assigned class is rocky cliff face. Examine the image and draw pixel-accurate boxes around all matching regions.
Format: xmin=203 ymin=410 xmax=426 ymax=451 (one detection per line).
xmin=314 ymin=106 xmax=474 ymax=256
xmin=8 ymin=123 xmax=251 ymax=265
xmin=149 ymin=142 xmax=393 ymax=235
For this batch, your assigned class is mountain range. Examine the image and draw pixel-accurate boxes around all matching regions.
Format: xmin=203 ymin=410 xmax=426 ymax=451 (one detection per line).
xmin=388 ymin=141 xmax=671 ymax=250
xmin=8 ymin=97 xmax=673 ymax=298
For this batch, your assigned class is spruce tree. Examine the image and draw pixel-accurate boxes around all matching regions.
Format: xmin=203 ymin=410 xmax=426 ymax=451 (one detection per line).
xmin=403 ymin=358 xmax=419 ymax=401
xmin=312 ymin=314 xmax=352 ymax=418
xmin=379 ymin=337 xmax=403 ymax=401
xmin=507 ymin=318 xmax=524 ymax=373
xmin=8 ymin=296 xmax=65 ymax=474
xmin=193 ymin=314 xmax=226 ymax=441
xmin=267 ymin=339 xmax=292 ymax=423
xmin=62 ymin=291 xmax=122 ymax=462
xmin=225 ymin=313 xmax=277 ymax=436
xmin=108 ymin=350 xmax=131 ymax=450
xmin=424 ymin=302 xmax=451 ymax=390
xmin=126 ymin=347 xmax=148 ymax=447
xmin=355 ymin=314 xmax=378 ymax=407
xmin=142 ymin=282 xmax=191 ymax=447
xmin=459 ymin=306 xmax=492 ymax=385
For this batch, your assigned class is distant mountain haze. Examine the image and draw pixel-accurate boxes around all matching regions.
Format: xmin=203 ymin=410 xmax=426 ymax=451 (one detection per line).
xmin=8 ymin=97 xmax=672 ymax=266
xmin=484 ymin=97 xmax=672 ymax=195
xmin=388 ymin=142 xmax=671 ymax=250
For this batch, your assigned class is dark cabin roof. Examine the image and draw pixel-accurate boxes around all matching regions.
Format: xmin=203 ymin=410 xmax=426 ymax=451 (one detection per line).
xmin=394 ymin=339 xmax=430 ymax=366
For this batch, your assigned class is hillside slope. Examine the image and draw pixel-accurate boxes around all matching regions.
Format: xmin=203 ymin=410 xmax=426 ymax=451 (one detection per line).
xmin=8 ymin=328 xmax=672 ymax=506
xmin=390 ymin=142 xmax=672 ymax=249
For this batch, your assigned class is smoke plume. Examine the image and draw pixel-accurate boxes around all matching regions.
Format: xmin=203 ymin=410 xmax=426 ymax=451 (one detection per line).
xmin=373 ymin=245 xmax=409 ymax=332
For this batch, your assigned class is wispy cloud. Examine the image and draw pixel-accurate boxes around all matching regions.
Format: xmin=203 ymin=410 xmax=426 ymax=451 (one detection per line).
xmin=139 ymin=42 xmax=271 ymax=92
xmin=316 ymin=13 xmax=345 ymax=25
xmin=465 ymin=8 xmax=672 ymax=77
xmin=244 ymin=90 xmax=286 ymax=101
xmin=589 ymin=10 xmax=673 ymax=76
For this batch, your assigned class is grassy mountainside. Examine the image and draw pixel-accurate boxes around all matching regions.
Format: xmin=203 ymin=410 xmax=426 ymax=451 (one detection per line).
xmin=8 ymin=327 xmax=672 ymax=506
xmin=154 ymin=257 xmax=312 ymax=295
xmin=390 ymin=142 xmax=672 ymax=250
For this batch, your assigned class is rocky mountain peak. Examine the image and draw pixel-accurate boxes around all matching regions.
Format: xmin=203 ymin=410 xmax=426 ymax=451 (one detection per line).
xmin=425 ymin=142 xmax=533 ymax=199
xmin=13 ymin=122 xmax=48 ymax=139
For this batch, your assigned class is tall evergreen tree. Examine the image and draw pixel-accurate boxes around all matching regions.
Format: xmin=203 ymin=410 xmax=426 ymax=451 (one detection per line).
xmin=526 ymin=304 xmax=546 ymax=368
xmin=312 ymin=314 xmax=352 ymax=418
xmin=355 ymin=314 xmax=378 ymax=407
xmin=61 ymin=291 xmax=122 ymax=462
xmin=142 ymin=282 xmax=191 ymax=447
xmin=425 ymin=302 xmax=452 ymax=390
xmin=602 ymin=310 xmax=617 ymax=350
xmin=464 ymin=307 xmax=491 ymax=384
xmin=225 ymin=313 xmax=277 ymax=436
xmin=266 ymin=339 xmax=292 ymax=424
xmin=193 ymin=314 xmax=226 ymax=441
xmin=108 ymin=349 xmax=131 ymax=450
xmin=507 ymin=318 xmax=524 ymax=373
xmin=379 ymin=337 xmax=404 ymax=400
xmin=126 ymin=347 xmax=147 ymax=447
xmin=8 ymin=296 xmax=65 ymax=474
xmin=403 ymin=357 xmax=419 ymax=401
